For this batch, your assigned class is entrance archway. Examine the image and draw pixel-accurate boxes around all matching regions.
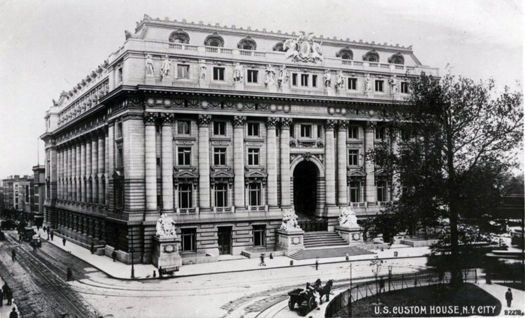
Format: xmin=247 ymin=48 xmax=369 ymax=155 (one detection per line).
xmin=293 ymin=160 xmax=318 ymax=217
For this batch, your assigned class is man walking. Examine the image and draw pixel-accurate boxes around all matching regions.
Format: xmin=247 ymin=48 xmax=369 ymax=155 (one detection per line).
xmin=259 ymin=253 xmax=266 ymax=266
xmin=505 ymin=288 xmax=513 ymax=308
xmin=62 ymin=237 xmax=66 ymax=246
xmin=0 ymin=287 xmax=3 ymax=307
xmin=315 ymin=258 xmax=319 ymax=271
xmin=9 ymin=307 xmax=18 ymax=318
xmin=5 ymin=287 xmax=12 ymax=306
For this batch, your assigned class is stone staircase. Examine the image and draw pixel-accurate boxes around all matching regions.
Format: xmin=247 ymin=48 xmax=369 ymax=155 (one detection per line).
xmin=303 ymin=231 xmax=348 ymax=249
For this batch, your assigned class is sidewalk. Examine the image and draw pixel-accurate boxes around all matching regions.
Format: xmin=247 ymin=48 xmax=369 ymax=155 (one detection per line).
xmin=39 ymin=230 xmax=429 ymax=280
xmin=477 ymin=282 xmax=525 ymax=314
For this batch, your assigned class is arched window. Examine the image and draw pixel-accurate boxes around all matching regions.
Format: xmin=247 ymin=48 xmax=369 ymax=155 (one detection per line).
xmin=363 ymin=50 xmax=379 ymax=62
xmin=273 ymin=42 xmax=284 ymax=52
xmin=168 ymin=29 xmax=190 ymax=44
xmin=237 ymin=36 xmax=257 ymax=50
xmin=336 ymin=47 xmax=353 ymax=60
xmin=388 ymin=53 xmax=404 ymax=65
xmin=204 ymin=32 xmax=224 ymax=47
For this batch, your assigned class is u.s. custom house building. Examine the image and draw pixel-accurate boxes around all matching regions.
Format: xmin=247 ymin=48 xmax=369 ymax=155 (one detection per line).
xmin=41 ymin=15 xmax=438 ymax=264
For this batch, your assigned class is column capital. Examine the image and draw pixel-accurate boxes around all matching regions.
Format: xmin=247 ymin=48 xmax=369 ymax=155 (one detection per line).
xmin=159 ymin=113 xmax=175 ymax=125
xmin=198 ymin=114 xmax=212 ymax=127
xmin=366 ymin=121 xmax=377 ymax=129
xmin=266 ymin=117 xmax=279 ymax=128
xmin=337 ymin=120 xmax=348 ymax=130
xmin=325 ymin=119 xmax=337 ymax=130
xmin=144 ymin=112 xmax=157 ymax=125
xmin=280 ymin=118 xmax=293 ymax=129
xmin=232 ymin=115 xmax=246 ymax=128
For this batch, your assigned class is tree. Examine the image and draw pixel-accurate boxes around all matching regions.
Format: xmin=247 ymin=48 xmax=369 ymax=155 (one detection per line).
xmin=373 ymin=74 xmax=523 ymax=285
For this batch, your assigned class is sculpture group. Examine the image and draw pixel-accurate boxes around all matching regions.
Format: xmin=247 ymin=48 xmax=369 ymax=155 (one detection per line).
xmin=280 ymin=208 xmax=301 ymax=231
xmin=156 ymin=213 xmax=177 ymax=238
xmin=338 ymin=206 xmax=359 ymax=228
xmin=283 ymin=31 xmax=323 ymax=63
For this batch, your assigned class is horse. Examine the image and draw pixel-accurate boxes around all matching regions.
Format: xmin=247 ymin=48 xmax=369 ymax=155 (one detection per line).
xmin=317 ymin=279 xmax=334 ymax=304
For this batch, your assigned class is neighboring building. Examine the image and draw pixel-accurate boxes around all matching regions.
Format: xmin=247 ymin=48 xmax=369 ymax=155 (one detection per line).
xmin=41 ymin=15 xmax=438 ymax=264
xmin=32 ymin=165 xmax=46 ymax=226
xmin=1 ymin=175 xmax=34 ymax=221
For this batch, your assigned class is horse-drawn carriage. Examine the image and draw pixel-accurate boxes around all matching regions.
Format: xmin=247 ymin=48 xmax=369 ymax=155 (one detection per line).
xmin=288 ymin=279 xmax=333 ymax=316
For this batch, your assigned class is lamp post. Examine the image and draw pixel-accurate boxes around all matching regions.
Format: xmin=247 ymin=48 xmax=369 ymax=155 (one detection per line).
xmin=388 ymin=264 xmax=393 ymax=292
xmin=130 ymin=229 xmax=135 ymax=279
xmin=349 ymin=262 xmax=353 ymax=317
xmin=370 ymin=257 xmax=383 ymax=303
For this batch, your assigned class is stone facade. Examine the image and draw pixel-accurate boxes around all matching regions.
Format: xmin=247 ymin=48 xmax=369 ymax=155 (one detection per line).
xmin=41 ymin=15 xmax=438 ymax=264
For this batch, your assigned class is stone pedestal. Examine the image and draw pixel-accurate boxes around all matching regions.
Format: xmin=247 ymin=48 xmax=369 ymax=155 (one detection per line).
xmin=145 ymin=75 xmax=156 ymax=85
xmin=277 ymin=229 xmax=304 ymax=255
xmin=161 ymin=77 xmax=171 ymax=86
xmin=152 ymin=236 xmax=182 ymax=269
xmin=335 ymin=226 xmax=363 ymax=244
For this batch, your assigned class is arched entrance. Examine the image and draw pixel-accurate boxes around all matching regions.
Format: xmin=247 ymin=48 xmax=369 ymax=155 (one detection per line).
xmin=293 ymin=160 xmax=318 ymax=216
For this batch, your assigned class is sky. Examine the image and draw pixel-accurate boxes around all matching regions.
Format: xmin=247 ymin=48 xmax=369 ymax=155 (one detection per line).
xmin=0 ymin=0 xmax=523 ymax=178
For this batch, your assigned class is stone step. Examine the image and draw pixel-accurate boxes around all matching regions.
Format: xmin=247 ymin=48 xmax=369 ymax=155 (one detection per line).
xmin=303 ymin=231 xmax=348 ymax=249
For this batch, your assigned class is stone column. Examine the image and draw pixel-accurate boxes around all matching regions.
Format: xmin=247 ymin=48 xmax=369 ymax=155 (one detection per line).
xmin=67 ymin=145 xmax=72 ymax=200
xmin=337 ymin=121 xmax=348 ymax=206
xmin=198 ymin=114 xmax=212 ymax=211
xmin=325 ymin=120 xmax=337 ymax=207
xmin=91 ymin=137 xmax=98 ymax=203
xmin=107 ymin=124 xmax=114 ymax=208
xmin=160 ymin=113 xmax=175 ymax=213
xmin=365 ymin=122 xmax=377 ymax=202
xmin=391 ymin=129 xmax=401 ymax=201
xmin=233 ymin=116 xmax=246 ymax=209
xmin=144 ymin=113 xmax=158 ymax=212
xmin=76 ymin=143 xmax=81 ymax=202
xmin=81 ymin=140 xmax=87 ymax=203
xmin=86 ymin=137 xmax=92 ymax=203
xmin=98 ymin=133 xmax=105 ymax=205
xmin=266 ymin=117 xmax=279 ymax=208
xmin=280 ymin=118 xmax=292 ymax=208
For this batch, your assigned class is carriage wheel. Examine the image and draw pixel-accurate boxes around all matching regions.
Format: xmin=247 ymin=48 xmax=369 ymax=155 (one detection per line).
xmin=308 ymin=297 xmax=317 ymax=311
xmin=288 ymin=299 xmax=294 ymax=310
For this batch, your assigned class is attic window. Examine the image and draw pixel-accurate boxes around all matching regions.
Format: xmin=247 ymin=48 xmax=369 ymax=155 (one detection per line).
xmin=363 ymin=50 xmax=379 ymax=62
xmin=273 ymin=42 xmax=284 ymax=52
xmin=336 ymin=47 xmax=353 ymax=60
xmin=237 ymin=37 xmax=257 ymax=50
xmin=388 ymin=53 xmax=404 ymax=65
xmin=169 ymin=29 xmax=190 ymax=44
xmin=204 ymin=32 xmax=224 ymax=47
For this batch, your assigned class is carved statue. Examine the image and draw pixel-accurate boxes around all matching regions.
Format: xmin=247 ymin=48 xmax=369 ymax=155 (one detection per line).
xmin=335 ymin=71 xmax=344 ymax=90
xmin=277 ymin=65 xmax=288 ymax=87
xmin=264 ymin=64 xmax=275 ymax=86
xmin=160 ymin=55 xmax=171 ymax=80
xmin=323 ymin=70 xmax=331 ymax=87
xmin=338 ymin=206 xmax=359 ymax=228
xmin=233 ymin=62 xmax=243 ymax=82
xmin=280 ymin=208 xmax=301 ymax=231
xmin=283 ymin=31 xmax=323 ymax=63
xmin=156 ymin=213 xmax=177 ymax=238
xmin=364 ymin=74 xmax=371 ymax=93
xmin=389 ymin=76 xmax=398 ymax=94
xmin=145 ymin=54 xmax=154 ymax=76
xmin=199 ymin=62 xmax=207 ymax=80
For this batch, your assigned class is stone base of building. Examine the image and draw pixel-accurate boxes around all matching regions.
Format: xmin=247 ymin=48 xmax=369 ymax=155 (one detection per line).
xmin=277 ymin=228 xmax=304 ymax=256
xmin=104 ymin=245 xmax=141 ymax=264
xmin=335 ymin=225 xmax=363 ymax=244
xmin=152 ymin=236 xmax=182 ymax=270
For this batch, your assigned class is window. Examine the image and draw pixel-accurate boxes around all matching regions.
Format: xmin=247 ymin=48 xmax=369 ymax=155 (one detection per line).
xmin=181 ymin=228 xmax=197 ymax=252
xmin=248 ymin=183 xmax=261 ymax=206
xmin=116 ymin=145 xmax=123 ymax=169
xmin=377 ymin=180 xmax=387 ymax=202
xmin=363 ymin=51 xmax=379 ymax=62
xmin=292 ymin=73 xmax=298 ymax=86
xmin=347 ymin=78 xmax=357 ymax=90
xmin=179 ymin=184 xmax=192 ymax=208
xmin=213 ymin=148 xmax=226 ymax=166
xmin=177 ymin=147 xmax=191 ymax=166
xmin=117 ymin=67 xmax=123 ymax=83
xmin=301 ymin=74 xmax=309 ymax=87
xmin=247 ymin=123 xmax=259 ymax=137
xmin=204 ymin=33 xmax=224 ymax=47
xmin=247 ymin=70 xmax=258 ymax=83
xmin=348 ymin=126 xmax=359 ymax=139
xmin=350 ymin=181 xmax=361 ymax=202
xmin=177 ymin=120 xmax=191 ymax=135
xmin=237 ymin=37 xmax=257 ymax=50
xmin=300 ymin=124 xmax=312 ymax=138
xmin=248 ymin=148 xmax=260 ymax=166
xmin=169 ymin=29 xmax=190 ymax=44
xmin=253 ymin=225 xmax=266 ymax=247
xmin=214 ymin=184 xmax=228 ymax=207
xmin=375 ymin=80 xmax=384 ymax=92
xmin=312 ymin=75 xmax=318 ymax=87
xmin=337 ymin=48 xmax=354 ymax=60
xmin=213 ymin=67 xmax=225 ymax=81
xmin=116 ymin=122 xmax=123 ymax=139
xmin=388 ymin=53 xmax=404 ymax=65
xmin=213 ymin=121 xmax=226 ymax=136
xmin=348 ymin=149 xmax=359 ymax=166
xmin=401 ymin=82 xmax=409 ymax=94
xmin=177 ymin=64 xmax=190 ymax=79
xmin=376 ymin=127 xmax=385 ymax=140
xmin=317 ymin=124 xmax=323 ymax=138
xmin=114 ymin=178 xmax=124 ymax=210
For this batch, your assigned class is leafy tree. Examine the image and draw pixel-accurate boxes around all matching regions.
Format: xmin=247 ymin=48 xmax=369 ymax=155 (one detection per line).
xmin=372 ymin=74 xmax=523 ymax=285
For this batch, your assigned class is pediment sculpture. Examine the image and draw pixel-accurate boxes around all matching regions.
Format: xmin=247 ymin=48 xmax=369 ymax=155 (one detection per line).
xmin=338 ymin=206 xmax=359 ymax=228
xmin=280 ymin=208 xmax=302 ymax=231
xmin=156 ymin=213 xmax=177 ymax=238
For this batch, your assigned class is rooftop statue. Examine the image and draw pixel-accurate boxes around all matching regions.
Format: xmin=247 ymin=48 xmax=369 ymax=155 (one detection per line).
xmin=233 ymin=62 xmax=243 ymax=82
xmin=280 ymin=208 xmax=302 ymax=231
xmin=277 ymin=65 xmax=288 ymax=87
xmin=283 ymin=31 xmax=323 ymax=63
xmin=323 ymin=70 xmax=331 ymax=87
xmin=160 ymin=55 xmax=171 ymax=80
xmin=264 ymin=64 xmax=275 ymax=86
xmin=156 ymin=213 xmax=177 ymax=238
xmin=335 ymin=71 xmax=344 ymax=90
xmin=338 ymin=206 xmax=359 ymax=228
xmin=145 ymin=54 xmax=154 ymax=76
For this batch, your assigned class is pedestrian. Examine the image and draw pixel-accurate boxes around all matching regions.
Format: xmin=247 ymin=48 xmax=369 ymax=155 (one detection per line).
xmin=315 ymin=258 xmax=319 ymax=271
xmin=62 ymin=237 xmax=66 ymax=246
xmin=505 ymin=288 xmax=513 ymax=308
xmin=269 ymin=252 xmax=273 ymax=260
xmin=159 ymin=267 xmax=163 ymax=278
xmin=0 ymin=287 xmax=3 ymax=307
xmin=43 ymin=225 xmax=46 ymax=233
xmin=112 ymin=250 xmax=117 ymax=262
xmin=153 ymin=270 xmax=156 ymax=278
xmin=9 ymin=307 xmax=18 ymax=318
xmin=11 ymin=249 xmax=15 ymax=261
xmin=345 ymin=253 xmax=349 ymax=261
xmin=90 ymin=242 xmax=95 ymax=254
xmin=5 ymin=287 xmax=12 ymax=306
xmin=50 ymin=230 xmax=54 ymax=241
xmin=259 ymin=253 xmax=266 ymax=266
xmin=379 ymin=277 xmax=385 ymax=293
